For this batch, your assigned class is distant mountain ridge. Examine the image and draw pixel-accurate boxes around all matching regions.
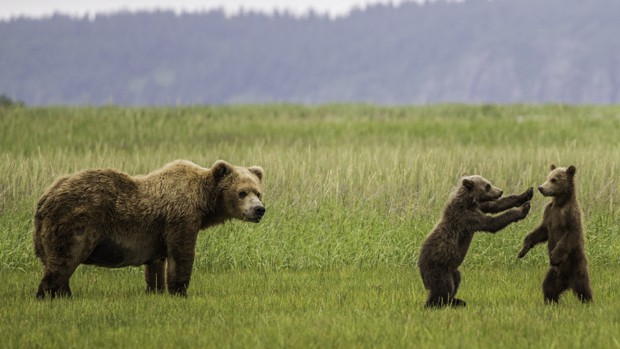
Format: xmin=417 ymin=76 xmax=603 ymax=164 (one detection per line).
xmin=1 ymin=0 xmax=619 ymax=106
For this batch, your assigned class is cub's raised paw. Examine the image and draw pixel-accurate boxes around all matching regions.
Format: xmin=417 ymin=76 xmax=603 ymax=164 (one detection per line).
xmin=519 ymin=202 xmax=531 ymax=217
xmin=522 ymin=187 xmax=534 ymax=201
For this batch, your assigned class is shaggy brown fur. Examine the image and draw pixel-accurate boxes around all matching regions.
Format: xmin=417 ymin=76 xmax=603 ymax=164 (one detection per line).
xmin=418 ymin=175 xmax=532 ymax=308
xmin=33 ymin=160 xmax=265 ymax=298
xmin=518 ymin=165 xmax=592 ymax=303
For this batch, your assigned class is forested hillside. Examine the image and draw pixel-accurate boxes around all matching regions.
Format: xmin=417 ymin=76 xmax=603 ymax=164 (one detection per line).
xmin=1 ymin=0 xmax=619 ymax=105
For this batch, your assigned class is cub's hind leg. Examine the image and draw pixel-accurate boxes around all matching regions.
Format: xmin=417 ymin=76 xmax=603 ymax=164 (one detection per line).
xmin=424 ymin=269 xmax=465 ymax=308
xmin=542 ymin=267 xmax=569 ymax=304
xmin=450 ymin=269 xmax=466 ymax=307
xmin=571 ymin=270 xmax=593 ymax=303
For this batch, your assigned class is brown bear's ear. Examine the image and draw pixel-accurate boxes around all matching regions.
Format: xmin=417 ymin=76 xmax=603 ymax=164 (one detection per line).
xmin=248 ymin=166 xmax=263 ymax=181
xmin=462 ymin=178 xmax=474 ymax=190
xmin=211 ymin=160 xmax=234 ymax=181
xmin=567 ymin=165 xmax=576 ymax=176
xmin=550 ymin=164 xmax=557 ymax=171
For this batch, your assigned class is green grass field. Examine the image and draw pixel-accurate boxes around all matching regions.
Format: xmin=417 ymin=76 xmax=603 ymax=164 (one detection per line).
xmin=1 ymin=104 xmax=619 ymax=348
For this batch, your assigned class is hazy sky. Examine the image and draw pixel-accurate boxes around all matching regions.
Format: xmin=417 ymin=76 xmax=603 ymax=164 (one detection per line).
xmin=0 ymin=0 xmax=432 ymax=19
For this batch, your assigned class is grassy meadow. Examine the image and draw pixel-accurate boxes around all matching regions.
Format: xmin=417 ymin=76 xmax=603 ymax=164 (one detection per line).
xmin=1 ymin=104 xmax=620 ymax=348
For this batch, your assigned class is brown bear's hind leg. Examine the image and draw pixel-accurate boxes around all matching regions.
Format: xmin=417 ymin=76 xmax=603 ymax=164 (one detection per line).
xmin=452 ymin=269 xmax=461 ymax=297
xmin=425 ymin=271 xmax=465 ymax=308
xmin=145 ymin=259 xmax=166 ymax=293
xmin=450 ymin=270 xmax=466 ymax=307
xmin=542 ymin=268 xmax=569 ymax=304
xmin=36 ymin=265 xmax=76 ymax=299
xmin=571 ymin=273 xmax=593 ymax=303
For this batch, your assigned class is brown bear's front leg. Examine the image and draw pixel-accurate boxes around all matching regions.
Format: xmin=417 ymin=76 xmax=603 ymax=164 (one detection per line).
xmin=518 ymin=224 xmax=548 ymax=258
xmin=145 ymin=259 xmax=166 ymax=293
xmin=476 ymin=202 xmax=530 ymax=233
xmin=479 ymin=187 xmax=533 ymax=214
xmin=165 ymin=232 xmax=198 ymax=296
xmin=549 ymin=236 xmax=573 ymax=266
xmin=166 ymin=255 xmax=195 ymax=296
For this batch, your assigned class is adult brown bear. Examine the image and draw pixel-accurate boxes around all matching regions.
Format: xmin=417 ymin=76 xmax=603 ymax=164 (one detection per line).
xmin=33 ymin=160 xmax=265 ymax=298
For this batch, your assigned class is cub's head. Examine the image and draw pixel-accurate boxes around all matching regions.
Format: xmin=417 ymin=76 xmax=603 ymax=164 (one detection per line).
xmin=211 ymin=160 xmax=265 ymax=223
xmin=538 ymin=164 xmax=576 ymax=197
xmin=460 ymin=175 xmax=503 ymax=205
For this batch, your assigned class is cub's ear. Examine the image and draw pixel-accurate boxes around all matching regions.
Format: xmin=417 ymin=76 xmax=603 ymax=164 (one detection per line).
xmin=462 ymin=178 xmax=474 ymax=190
xmin=211 ymin=160 xmax=234 ymax=181
xmin=567 ymin=165 xmax=576 ymax=176
xmin=248 ymin=166 xmax=263 ymax=181
xmin=550 ymin=164 xmax=557 ymax=171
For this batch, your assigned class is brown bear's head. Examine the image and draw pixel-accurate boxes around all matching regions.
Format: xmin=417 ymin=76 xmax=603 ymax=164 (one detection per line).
xmin=211 ymin=160 xmax=265 ymax=223
xmin=460 ymin=175 xmax=503 ymax=205
xmin=538 ymin=164 xmax=576 ymax=197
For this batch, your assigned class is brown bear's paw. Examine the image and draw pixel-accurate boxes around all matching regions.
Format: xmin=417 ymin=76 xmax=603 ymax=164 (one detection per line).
xmin=518 ymin=244 xmax=531 ymax=258
xmin=549 ymin=253 xmax=564 ymax=267
xmin=424 ymin=297 xmax=467 ymax=309
xmin=521 ymin=187 xmax=534 ymax=202
xmin=544 ymin=296 xmax=560 ymax=304
xmin=36 ymin=290 xmax=46 ymax=299
xmin=168 ymin=282 xmax=189 ymax=297
xmin=577 ymin=293 xmax=593 ymax=303
xmin=450 ymin=298 xmax=467 ymax=307
xmin=36 ymin=288 xmax=71 ymax=300
xmin=518 ymin=202 xmax=531 ymax=219
xmin=145 ymin=286 xmax=166 ymax=294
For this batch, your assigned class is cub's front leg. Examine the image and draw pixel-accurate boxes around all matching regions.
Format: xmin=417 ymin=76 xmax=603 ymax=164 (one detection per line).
xmin=518 ymin=223 xmax=549 ymax=258
xmin=549 ymin=237 xmax=570 ymax=266
xmin=480 ymin=187 xmax=533 ymax=214
xmin=477 ymin=202 xmax=531 ymax=233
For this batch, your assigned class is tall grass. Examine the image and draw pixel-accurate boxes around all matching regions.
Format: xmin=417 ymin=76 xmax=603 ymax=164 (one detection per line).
xmin=1 ymin=104 xmax=619 ymax=271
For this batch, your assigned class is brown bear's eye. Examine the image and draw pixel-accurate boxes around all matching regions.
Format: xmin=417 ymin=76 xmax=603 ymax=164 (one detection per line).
xmin=238 ymin=191 xmax=248 ymax=199
xmin=550 ymin=178 xmax=557 ymax=183
xmin=256 ymin=192 xmax=262 ymax=199
xmin=485 ymin=184 xmax=491 ymax=191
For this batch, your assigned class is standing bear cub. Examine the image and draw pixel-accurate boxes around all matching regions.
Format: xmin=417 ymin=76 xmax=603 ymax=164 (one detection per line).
xmin=518 ymin=165 xmax=592 ymax=303
xmin=418 ymin=175 xmax=532 ymax=308
xmin=33 ymin=160 xmax=265 ymax=298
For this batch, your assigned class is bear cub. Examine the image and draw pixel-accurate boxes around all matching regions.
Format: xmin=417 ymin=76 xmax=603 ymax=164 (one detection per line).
xmin=33 ymin=160 xmax=265 ymax=299
xmin=518 ymin=164 xmax=592 ymax=303
xmin=418 ymin=175 xmax=532 ymax=308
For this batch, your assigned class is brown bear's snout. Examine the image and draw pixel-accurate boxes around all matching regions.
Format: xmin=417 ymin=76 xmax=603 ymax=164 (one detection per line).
xmin=253 ymin=206 xmax=266 ymax=219
xmin=538 ymin=186 xmax=550 ymax=196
